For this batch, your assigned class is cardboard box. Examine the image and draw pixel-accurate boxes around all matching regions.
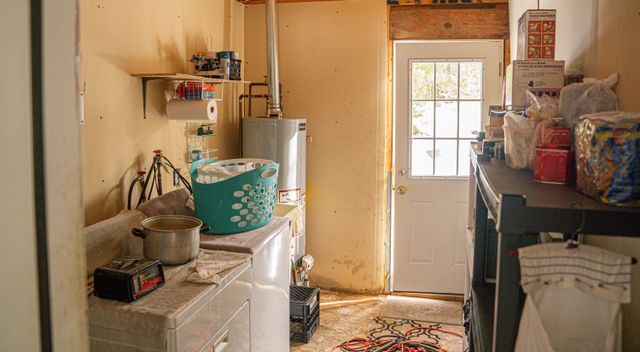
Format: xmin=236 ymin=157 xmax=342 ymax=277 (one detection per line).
xmin=485 ymin=125 xmax=505 ymax=140
xmin=505 ymin=60 xmax=565 ymax=108
xmin=489 ymin=115 xmax=504 ymax=128
xmin=518 ymin=9 xmax=556 ymax=60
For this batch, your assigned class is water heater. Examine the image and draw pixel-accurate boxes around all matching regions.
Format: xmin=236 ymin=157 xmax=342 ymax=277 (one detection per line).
xmin=241 ymin=0 xmax=309 ymax=280
xmin=242 ymin=117 xmax=306 ymax=205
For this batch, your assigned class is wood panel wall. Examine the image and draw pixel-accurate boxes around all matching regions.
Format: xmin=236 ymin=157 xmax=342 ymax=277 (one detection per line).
xmin=389 ymin=3 xmax=509 ymax=40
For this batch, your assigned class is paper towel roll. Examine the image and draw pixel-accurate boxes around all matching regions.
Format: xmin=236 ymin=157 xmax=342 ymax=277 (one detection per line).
xmin=166 ymin=99 xmax=218 ymax=122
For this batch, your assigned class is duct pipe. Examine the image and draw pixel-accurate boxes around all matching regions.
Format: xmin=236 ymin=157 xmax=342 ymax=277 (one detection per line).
xmin=265 ymin=0 xmax=283 ymax=118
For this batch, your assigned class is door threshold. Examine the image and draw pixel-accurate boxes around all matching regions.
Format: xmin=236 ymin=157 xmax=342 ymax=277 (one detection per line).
xmin=389 ymin=291 xmax=464 ymax=302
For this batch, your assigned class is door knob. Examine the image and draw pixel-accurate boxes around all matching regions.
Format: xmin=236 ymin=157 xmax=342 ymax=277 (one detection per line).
xmin=399 ymin=169 xmax=407 ymax=176
xmin=397 ymin=186 xmax=407 ymax=195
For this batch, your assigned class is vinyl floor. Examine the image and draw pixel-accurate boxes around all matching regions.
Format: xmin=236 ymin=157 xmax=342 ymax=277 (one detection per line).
xmin=290 ymin=291 xmax=464 ymax=352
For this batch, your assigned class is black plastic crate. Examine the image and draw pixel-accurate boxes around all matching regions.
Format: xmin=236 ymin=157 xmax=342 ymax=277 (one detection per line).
xmin=290 ymin=306 xmax=319 ymax=343
xmin=290 ymin=286 xmax=320 ymax=318
xmin=290 ymin=286 xmax=320 ymax=343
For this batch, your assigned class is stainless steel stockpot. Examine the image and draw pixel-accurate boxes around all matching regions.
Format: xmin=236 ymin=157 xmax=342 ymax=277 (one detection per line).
xmin=131 ymin=215 xmax=203 ymax=265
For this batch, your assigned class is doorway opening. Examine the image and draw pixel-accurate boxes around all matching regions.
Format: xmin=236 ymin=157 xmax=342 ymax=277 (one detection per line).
xmin=390 ymin=40 xmax=503 ymax=294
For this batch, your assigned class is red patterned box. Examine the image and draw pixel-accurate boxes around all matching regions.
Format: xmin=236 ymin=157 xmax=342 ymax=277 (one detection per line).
xmin=518 ymin=10 xmax=557 ymax=60
xmin=534 ymin=148 xmax=575 ymax=184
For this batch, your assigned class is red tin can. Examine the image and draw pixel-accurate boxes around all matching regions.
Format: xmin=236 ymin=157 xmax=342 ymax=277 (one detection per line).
xmin=541 ymin=126 xmax=571 ymax=148
xmin=534 ymin=147 xmax=575 ymax=184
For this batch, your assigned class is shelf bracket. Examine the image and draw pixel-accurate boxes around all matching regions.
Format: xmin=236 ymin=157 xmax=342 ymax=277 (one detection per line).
xmin=140 ymin=77 xmax=163 ymax=119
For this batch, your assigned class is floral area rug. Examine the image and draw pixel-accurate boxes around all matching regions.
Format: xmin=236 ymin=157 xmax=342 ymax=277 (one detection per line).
xmin=367 ymin=317 xmax=464 ymax=352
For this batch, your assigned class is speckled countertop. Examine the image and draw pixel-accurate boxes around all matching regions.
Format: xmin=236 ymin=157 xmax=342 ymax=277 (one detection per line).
xmin=88 ymin=251 xmax=251 ymax=343
xmin=199 ymin=217 xmax=290 ymax=254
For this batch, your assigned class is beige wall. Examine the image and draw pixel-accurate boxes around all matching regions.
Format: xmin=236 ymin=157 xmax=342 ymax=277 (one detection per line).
xmin=511 ymin=1 xmax=640 ymax=349
xmin=0 ymin=2 xmax=42 ymax=351
xmin=590 ymin=0 xmax=640 ymax=350
xmin=80 ymin=0 xmax=245 ymax=225
xmin=594 ymin=0 xmax=640 ymax=111
xmin=245 ymin=0 xmax=388 ymax=293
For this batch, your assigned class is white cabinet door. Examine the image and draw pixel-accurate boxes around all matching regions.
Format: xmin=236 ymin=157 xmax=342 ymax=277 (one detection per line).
xmin=207 ymin=302 xmax=251 ymax=352
xmin=250 ymin=226 xmax=291 ymax=351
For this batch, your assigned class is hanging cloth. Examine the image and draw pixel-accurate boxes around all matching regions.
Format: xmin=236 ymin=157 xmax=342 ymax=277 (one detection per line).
xmin=515 ymin=243 xmax=632 ymax=352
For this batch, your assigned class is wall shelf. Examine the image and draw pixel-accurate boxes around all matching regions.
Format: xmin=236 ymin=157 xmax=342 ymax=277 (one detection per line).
xmin=467 ymin=142 xmax=640 ymax=352
xmin=185 ymin=122 xmax=217 ymax=163
xmin=186 ymin=134 xmax=215 ymax=138
xmin=187 ymin=148 xmax=217 ymax=164
xmin=131 ymin=73 xmax=251 ymax=119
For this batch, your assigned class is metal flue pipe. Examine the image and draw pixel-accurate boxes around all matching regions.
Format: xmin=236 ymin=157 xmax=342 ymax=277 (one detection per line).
xmin=265 ymin=0 xmax=283 ymax=119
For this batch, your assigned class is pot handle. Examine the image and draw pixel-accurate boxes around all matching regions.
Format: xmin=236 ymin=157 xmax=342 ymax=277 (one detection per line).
xmin=131 ymin=228 xmax=146 ymax=239
xmin=200 ymin=224 xmax=211 ymax=234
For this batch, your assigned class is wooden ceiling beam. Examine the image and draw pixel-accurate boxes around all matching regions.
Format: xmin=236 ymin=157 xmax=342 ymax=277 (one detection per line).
xmin=389 ymin=3 xmax=509 ymax=40
xmin=388 ymin=0 xmax=508 ymax=5
xmin=240 ymin=0 xmax=344 ymax=5
xmin=239 ymin=0 xmax=508 ymax=5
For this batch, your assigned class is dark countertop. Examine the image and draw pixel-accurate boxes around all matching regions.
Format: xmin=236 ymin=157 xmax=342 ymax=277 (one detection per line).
xmin=477 ymin=158 xmax=638 ymax=212
xmin=471 ymin=143 xmax=640 ymax=235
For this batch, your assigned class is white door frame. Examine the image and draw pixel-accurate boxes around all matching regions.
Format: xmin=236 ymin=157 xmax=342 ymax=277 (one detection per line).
xmin=0 ymin=1 xmax=87 ymax=351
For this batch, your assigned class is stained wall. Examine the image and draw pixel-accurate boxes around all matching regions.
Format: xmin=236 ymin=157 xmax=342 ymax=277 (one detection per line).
xmin=80 ymin=0 xmax=245 ymax=225
xmin=245 ymin=0 xmax=388 ymax=292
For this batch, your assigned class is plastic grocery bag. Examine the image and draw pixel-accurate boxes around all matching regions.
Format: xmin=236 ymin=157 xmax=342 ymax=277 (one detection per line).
xmin=504 ymin=112 xmax=537 ymax=169
xmin=559 ymin=73 xmax=619 ymax=127
xmin=526 ymin=91 xmax=560 ymax=120
xmin=575 ymin=111 xmax=640 ymax=206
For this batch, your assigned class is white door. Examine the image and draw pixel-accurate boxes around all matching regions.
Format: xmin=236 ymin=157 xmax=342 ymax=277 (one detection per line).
xmin=392 ymin=41 xmax=502 ymax=294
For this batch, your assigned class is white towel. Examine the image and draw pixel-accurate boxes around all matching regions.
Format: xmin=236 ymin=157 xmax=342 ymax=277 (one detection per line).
xmin=186 ymin=249 xmax=250 ymax=284
xmin=515 ymin=243 xmax=632 ymax=352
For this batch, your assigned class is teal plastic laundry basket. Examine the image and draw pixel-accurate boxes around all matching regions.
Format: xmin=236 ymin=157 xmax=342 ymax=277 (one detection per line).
xmin=190 ymin=158 xmax=279 ymax=234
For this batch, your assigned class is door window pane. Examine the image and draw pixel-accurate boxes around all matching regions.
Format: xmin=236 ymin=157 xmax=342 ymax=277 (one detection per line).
xmin=435 ymin=140 xmax=457 ymax=176
xmin=459 ymin=101 xmax=482 ymax=138
xmin=412 ymin=63 xmax=435 ymax=100
xmin=435 ymin=101 xmax=458 ymax=138
xmin=409 ymin=60 xmax=483 ymax=177
xmin=412 ymin=101 xmax=434 ymax=137
xmin=435 ymin=62 xmax=458 ymax=99
xmin=411 ymin=139 xmax=434 ymax=176
xmin=458 ymin=140 xmax=472 ymax=176
xmin=459 ymin=62 xmax=483 ymax=99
